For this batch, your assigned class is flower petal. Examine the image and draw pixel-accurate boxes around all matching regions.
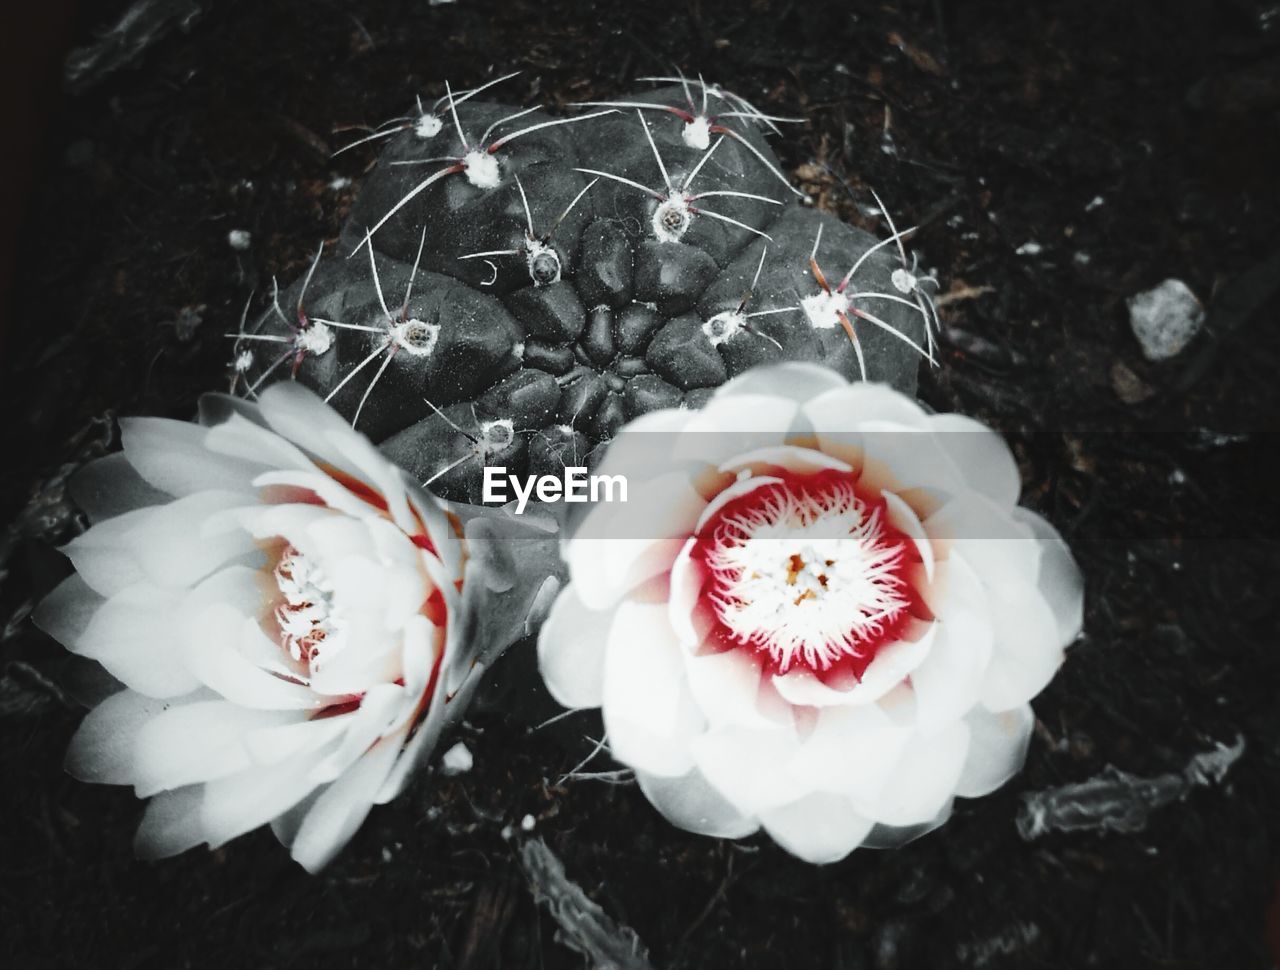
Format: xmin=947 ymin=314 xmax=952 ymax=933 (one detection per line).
xmin=635 ymin=766 xmax=760 ymax=839
xmin=788 ymin=701 xmax=912 ymax=804
xmin=131 ymin=701 xmax=297 ymax=796
xmin=70 ymin=452 xmax=170 ymax=522
xmin=954 ymin=703 xmax=1034 ymax=798
xmin=716 ymin=362 xmax=848 ymax=405
xmin=760 ymin=791 xmax=875 ymax=864
xmin=926 ymin=413 xmax=1021 ymax=509
xmin=861 ymin=720 xmax=970 ymax=826
xmin=772 ymin=621 xmax=936 ymax=708
xmin=691 ymin=725 xmax=803 ymax=815
xmin=979 ymin=579 xmax=1065 ymax=710
xmin=1011 ymin=507 xmax=1084 ymax=647
xmin=120 ymin=416 xmax=264 ymax=497
xmin=72 ymin=583 xmax=203 ymax=698
xmin=289 ymin=734 xmax=402 ymax=873
xmin=537 ymin=584 xmax=612 ymax=709
xmin=65 ymin=689 xmax=169 ymax=785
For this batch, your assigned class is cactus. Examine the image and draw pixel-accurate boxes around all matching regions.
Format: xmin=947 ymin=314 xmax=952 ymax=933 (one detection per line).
xmin=231 ymin=75 xmax=936 ymax=502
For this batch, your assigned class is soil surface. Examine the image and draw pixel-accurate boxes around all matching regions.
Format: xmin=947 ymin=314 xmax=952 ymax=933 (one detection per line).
xmin=2 ymin=1 xmax=1279 ymax=967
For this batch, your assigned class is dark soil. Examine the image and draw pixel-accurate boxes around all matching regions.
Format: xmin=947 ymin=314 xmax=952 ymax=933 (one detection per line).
xmin=2 ymin=1 xmax=1279 ymax=967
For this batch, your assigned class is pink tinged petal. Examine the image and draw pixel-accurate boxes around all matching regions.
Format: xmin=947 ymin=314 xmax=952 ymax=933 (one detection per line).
xmin=252 ymin=470 xmax=383 ymax=520
xmin=635 ymin=766 xmax=760 ymax=839
xmin=134 ymin=786 xmax=208 ymax=860
xmin=801 ymin=381 xmax=932 ymax=435
xmin=72 ymin=583 xmax=203 ymax=698
xmin=603 ymin=600 xmax=705 ymax=777
xmin=715 ymin=362 xmax=848 ymax=406
xmin=668 ymin=537 xmax=711 ymax=649
xmin=692 ymin=475 xmax=785 ymax=535
xmin=925 ymin=493 xmax=1040 ymax=590
xmin=324 ymin=431 xmax=419 ymax=537
xmin=788 ymin=702 xmax=912 ymax=804
xmin=257 ymin=382 xmax=367 ymax=481
xmin=183 ymin=596 xmax=322 ymax=711
xmin=131 ymin=701 xmax=298 ymax=797
xmin=864 ymin=720 xmax=971 ymax=826
xmin=771 ymin=620 xmax=937 ymax=708
xmin=954 ymin=703 xmax=1034 ymax=798
xmin=537 ymin=584 xmax=611 ymax=709
xmin=1011 ymin=507 xmax=1084 ymax=647
xmin=65 ymin=689 xmax=169 ymax=785
xmin=120 ymin=416 xmax=264 ymax=497
xmin=308 ymin=684 xmax=405 ymax=785
xmin=690 ymin=726 xmax=804 ymax=815
xmin=289 ymin=734 xmax=402 ymax=872
xmin=682 ymin=648 xmax=780 ymax=731
xmin=926 ymin=413 xmax=1021 ymax=509
xmin=910 ymin=557 xmax=994 ymax=736
xmin=979 ymin=580 xmax=1066 ymax=710
xmin=568 ymin=470 xmax=704 ymax=610
xmin=70 ymin=452 xmax=170 ymax=522
xmin=883 ymin=490 xmax=935 ymax=583
xmin=760 ymin=791 xmax=876 ymax=864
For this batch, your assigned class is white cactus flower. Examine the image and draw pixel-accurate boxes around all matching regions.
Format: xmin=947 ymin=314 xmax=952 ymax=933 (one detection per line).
xmin=36 ymin=383 xmax=552 ymax=872
xmin=537 ymin=363 xmax=1084 ymax=863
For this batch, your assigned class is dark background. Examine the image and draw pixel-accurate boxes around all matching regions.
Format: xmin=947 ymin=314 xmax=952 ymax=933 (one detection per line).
xmin=2 ymin=0 xmax=1279 ymax=967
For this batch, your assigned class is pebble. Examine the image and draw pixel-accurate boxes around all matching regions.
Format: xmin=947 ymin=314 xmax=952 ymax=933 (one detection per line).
xmin=440 ymin=741 xmax=473 ymax=776
xmin=228 ymin=229 xmax=251 ymax=251
xmin=1126 ymin=278 xmax=1204 ymax=361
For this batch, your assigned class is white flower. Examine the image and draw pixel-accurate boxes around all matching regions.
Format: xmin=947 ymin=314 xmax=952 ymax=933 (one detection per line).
xmin=36 ymin=384 xmax=550 ymax=872
xmin=537 ymin=363 xmax=1084 ymax=863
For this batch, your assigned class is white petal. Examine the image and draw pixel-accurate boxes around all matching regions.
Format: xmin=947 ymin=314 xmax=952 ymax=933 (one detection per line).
xmin=925 ymin=493 xmax=1040 ymax=589
xmin=34 ymin=573 xmax=104 ymax=653
xmin=244 ymin=715 xmax=349 ymax=765
xmin=909 ymin=557 xmax=993 ymax=735
xmin=760 ymin=791 xmax=875 ymax=864
xmin=537 ymin=584 xmax=612 ymax=709
xmin=690 ymin=726 xmax=803 ymax=815
xmin=70 ymin=452 xmax=170 ymax=522
xmin=61 ymin=508 xmax=150 ymax=596
xmin=671 ymin=393 xmax=801 ymax=464
xmin=65 ymin=689 xmax=168 ymax=785
xmin=203 ymin=412 xmax=316 ymax=472
xmin=602 ymin=600 xmax=704 ymax=776
xmin=199 ymin=754 xmax=330 ymax=850
xmin=1011 ymin=507 xmax=1084 ymax=647
xmin=257 ymin=382 xmax=367 ymax=481
xmin=120 ymin=416 xmax=264 ymax=497
xmin=859 ymin=805 xmax=954 ymax=849
xmin=309 ymin=684 xmax=405 ymax=784
xmin=926 ymin=413 xmax=1021 ymax=509
xmin=635 ymin=766 xmax=760 ymax=839
xmin=290 ymin=734 xmax=402 ymax=872
xmin=979 ymin=579 xmax=1065 ymax=710
xmin=788 ymin=701 xmax=912 ymax=804
xmin=134 ymin=786 xmax=208 ymax=860
xmin=954 ymin=703 xmax=1034 ymax=798
xmin=132 ymin=701 xmax=296 ymax=796
xmin=718 ymin=445 xmax=852 ymax=478
xmin=802 ymin=381 xmax=931 ymax=435
xmin=862 ymin=720 xmax=970 ymax=826
xmin=73 ymin=583 xmax=202 ymax=698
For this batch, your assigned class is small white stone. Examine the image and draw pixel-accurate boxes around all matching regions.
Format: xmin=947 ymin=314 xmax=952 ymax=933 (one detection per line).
xmin=520 ymin=814 xmax=536 ymax=832
xmin=228 ymin=229 xmax=251 ymax=251
xmin=1126 ymin=279 xmax=1204 ymax=361
xmin=1015 ymin=241 xmax=1043 ymax=256
xmin=1085 ymin=195 xmax=1106 ymax=212
xmin=440 ymin=741 xmax=473 ymax=776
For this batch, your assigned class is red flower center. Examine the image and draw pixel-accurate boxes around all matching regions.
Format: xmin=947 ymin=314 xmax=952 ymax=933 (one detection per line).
xmin=692 ymin=469 xmax=922 ymax=680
